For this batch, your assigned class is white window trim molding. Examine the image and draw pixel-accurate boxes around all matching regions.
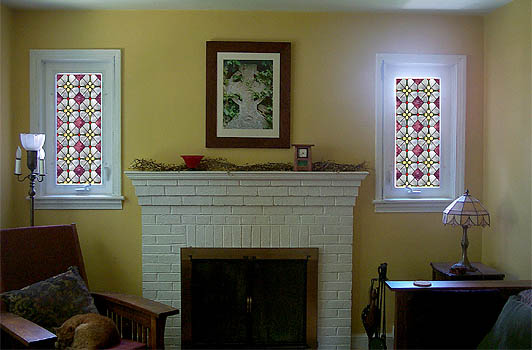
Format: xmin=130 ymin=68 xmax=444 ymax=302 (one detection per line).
xmin=31 ymin=195 xmax=124 ymax=210
xmin=30 ymin=49 xmax=123 ymax=210
xmin=374 ymin=53 xmax=466 ymax=213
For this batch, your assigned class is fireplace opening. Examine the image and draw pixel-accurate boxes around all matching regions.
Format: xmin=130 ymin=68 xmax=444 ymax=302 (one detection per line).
xmin=181 ymin=248 xmax=318 ymax=349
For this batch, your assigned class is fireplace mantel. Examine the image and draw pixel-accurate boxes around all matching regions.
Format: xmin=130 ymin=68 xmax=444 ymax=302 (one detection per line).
xmin=126 ymin=170 xmax=367 ymax=349
xmin=125 ymin=170 xmax=368 ymax=181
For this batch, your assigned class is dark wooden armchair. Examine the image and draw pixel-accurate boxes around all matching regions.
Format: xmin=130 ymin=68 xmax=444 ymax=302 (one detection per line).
xmin=0 ymin=224 xmax=179 ymax=349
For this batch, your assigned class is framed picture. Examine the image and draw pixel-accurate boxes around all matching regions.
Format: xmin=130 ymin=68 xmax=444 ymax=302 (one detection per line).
xmin=206 ymin=41 xmax=291 ymax=148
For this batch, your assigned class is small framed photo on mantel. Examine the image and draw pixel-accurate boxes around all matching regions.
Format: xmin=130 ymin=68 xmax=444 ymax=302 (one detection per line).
xmin=206 ymin=41 xmax=291 ymax=148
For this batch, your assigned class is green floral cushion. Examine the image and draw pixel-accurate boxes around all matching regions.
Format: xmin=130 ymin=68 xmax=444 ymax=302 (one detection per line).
xmin=0 ymin=266 xmax=98 ymax=331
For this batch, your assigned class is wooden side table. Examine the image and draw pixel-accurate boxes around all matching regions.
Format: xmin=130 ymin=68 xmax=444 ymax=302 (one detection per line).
xmin=431 ymin=262 xmax=505 ymax=281
xmin=385 ymin=280 xmax=532 ymax=349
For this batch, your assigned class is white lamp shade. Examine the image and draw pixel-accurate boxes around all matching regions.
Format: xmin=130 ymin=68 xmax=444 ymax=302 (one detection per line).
xmin=20 ymin=133 xmax=45 ymax=151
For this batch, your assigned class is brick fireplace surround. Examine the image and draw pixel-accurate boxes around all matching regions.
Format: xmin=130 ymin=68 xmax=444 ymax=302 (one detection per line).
xmin=126 ymin=171 xmax=367 ymax=349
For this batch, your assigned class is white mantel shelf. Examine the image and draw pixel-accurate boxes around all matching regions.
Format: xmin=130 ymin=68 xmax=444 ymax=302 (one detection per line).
xmin=126 ymin=170 xmax=368 ymax=350
xmin=125 ymin=170 xmax=369 ymax=181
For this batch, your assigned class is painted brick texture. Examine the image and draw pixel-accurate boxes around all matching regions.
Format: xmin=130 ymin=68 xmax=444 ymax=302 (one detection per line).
xmin=127 ymin=171 xmax=366 ymax=350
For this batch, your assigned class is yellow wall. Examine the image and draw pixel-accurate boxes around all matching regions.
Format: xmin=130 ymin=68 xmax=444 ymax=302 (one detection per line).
xmin=4 ymin=10 xmax=485 ymax=333
xmin=0 ymin=5 xmax=13 ymax=228
xmin=482 ymin=0 xmax=532 ymax=280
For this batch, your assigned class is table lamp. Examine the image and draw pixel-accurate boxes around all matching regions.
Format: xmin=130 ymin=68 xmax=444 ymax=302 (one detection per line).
xmin=442 ymin=190 xmax=490 ymax=273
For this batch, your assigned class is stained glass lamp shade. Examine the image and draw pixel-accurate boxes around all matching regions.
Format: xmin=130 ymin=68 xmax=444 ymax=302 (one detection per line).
xmin=442 ymin=190 xmax=490 ymax=272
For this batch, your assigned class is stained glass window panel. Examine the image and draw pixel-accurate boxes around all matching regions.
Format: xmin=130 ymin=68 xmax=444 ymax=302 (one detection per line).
xmin=56 ymin=73 xmax=102 ymax=185
xmin=395 ymin=78 xmax=440 ymax=188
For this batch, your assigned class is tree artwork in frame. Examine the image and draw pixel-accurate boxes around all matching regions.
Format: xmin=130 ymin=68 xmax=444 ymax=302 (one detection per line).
xmin=206 ymin=41 xmax=291 ymax=148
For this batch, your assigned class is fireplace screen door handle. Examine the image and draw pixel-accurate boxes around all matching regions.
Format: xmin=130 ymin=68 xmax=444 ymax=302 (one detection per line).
xmin=246 ymin=296 xmax=252 ymax=313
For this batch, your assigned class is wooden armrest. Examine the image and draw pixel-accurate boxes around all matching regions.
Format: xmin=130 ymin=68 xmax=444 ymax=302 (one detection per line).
xmin=92 ymin=292 xmax=178 ymax=348
xmin=92 ymin=292 xmax=179 ymax=319
xmin=0 ymin=312 xmax=56 ymax=348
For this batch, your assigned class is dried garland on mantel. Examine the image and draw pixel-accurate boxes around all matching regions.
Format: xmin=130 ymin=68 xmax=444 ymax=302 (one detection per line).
xmin=129 ymin=158 xmax=368 ymax=172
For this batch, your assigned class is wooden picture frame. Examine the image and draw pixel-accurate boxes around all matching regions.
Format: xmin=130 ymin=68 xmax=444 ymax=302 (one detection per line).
xmin=206 ymin=41 xmax=291 ymax=148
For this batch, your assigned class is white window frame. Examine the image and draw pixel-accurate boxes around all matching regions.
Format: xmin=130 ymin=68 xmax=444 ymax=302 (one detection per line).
xmin=30 ymin=50 xmax=123 ymax=209
xmin=374 ymin=54 xmax=466 ymax=212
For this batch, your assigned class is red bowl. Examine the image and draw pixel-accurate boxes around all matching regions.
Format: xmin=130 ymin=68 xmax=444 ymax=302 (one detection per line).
xmin=181 ymin=155 xmax=204 ymax=169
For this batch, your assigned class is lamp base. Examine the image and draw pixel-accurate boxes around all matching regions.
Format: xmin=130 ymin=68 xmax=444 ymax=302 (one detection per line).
xmin=449 ymin=261 xmax=478 ymax=275
xmin=449 ymin=225 xmax=479 ymax=275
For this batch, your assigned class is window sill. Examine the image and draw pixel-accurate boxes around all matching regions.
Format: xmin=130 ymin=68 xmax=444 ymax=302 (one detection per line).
xmin=34 ymin=195 xmax=124 ymax=210
xmin=373 ymin=199 xmax=453 ymax=213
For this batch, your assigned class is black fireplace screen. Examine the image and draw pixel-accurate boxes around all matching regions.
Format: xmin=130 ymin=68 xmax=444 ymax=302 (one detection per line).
xmin=189 ymin=259 xmax=308 ymax=348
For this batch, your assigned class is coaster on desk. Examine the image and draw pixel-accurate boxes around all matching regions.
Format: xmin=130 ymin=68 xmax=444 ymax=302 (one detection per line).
xmin=413 ymin=280 xmax=432 ymax=287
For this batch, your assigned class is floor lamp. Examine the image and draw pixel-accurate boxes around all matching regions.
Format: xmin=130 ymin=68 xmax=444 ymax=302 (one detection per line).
xmin=14 ymin=133 xmax=46 ymax=226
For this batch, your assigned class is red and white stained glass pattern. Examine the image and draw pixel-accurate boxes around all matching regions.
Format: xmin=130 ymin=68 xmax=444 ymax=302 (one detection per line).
xmin=56 ymin=73 xmax=102 ymax=185
xmin=395 ymin=78 xmax=440 ymax=188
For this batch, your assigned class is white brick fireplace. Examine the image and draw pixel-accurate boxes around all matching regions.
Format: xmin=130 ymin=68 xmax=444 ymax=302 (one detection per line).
xmin=126 ymin=171 xmax=367 ymax=349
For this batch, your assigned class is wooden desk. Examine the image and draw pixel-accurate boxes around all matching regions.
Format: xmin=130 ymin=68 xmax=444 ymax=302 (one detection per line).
xmin=386 ymin=280 xmax=531 ymax=349
xmin=431 ymin=262 xmax=505 ymax=280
